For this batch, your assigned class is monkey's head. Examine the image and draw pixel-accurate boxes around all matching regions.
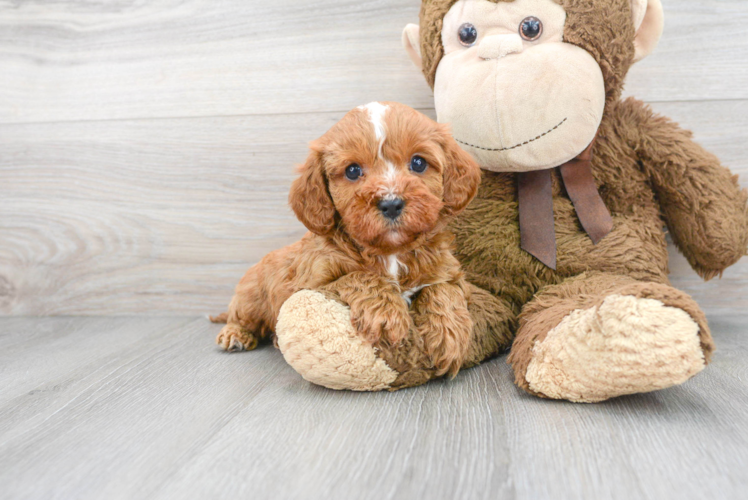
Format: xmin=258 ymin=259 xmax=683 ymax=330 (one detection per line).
xmin=402 ymin=0 xmax=664 ymax=172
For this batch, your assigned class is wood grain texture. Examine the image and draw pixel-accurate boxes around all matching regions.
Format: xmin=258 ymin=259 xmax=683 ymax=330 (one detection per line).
xmin=2 ymin=101 xmax=747 ymax=315
xmin=0 ymin=315 xmax=746 ymax=500
xmin=0 ymin=0 xmax=746 ymax=125
xmin=0 ymin=113 xmax=324 ymax=315
xmin=623 ymin=0 xmax=748 ymax=103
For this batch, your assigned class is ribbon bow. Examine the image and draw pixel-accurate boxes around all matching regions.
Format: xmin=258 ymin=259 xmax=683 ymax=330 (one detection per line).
xmin=517 ymin=139 xmax=613 ymax=270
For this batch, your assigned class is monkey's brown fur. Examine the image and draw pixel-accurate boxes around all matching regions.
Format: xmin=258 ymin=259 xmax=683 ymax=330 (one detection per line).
xmin=288 ymin=0 xmax=748 ymax=396
xmin=213 ymin=103 xmax=482 ymax=376
xmin=413 ymin=0 xmax=748 ymax=394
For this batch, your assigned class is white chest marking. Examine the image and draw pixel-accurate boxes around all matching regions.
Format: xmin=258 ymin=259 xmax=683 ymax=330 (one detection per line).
xmin=401 ymin=284 xmax=430 ymax=306
xmin=358 ymin=101 xmax=388 ymax=157
xmin=387 ymin=255 xmax=400 ymax=279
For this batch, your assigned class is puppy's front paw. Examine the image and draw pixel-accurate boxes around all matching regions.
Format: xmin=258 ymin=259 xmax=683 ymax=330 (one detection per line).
xmin=382 ymin=306 xmax=412 ymax=346
xmin=350 ymin=299 xmax=411 ymax=346
xmin=216 ymin=324 xmax=258 ymax=352
xmin=414 ymin=300 xmax=472 ymax=377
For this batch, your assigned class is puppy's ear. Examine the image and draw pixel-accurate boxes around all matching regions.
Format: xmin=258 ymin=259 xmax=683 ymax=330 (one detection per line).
xmin=289 ymin=144 xmax=337 ymax=235
xmin=440 ymin=126 xmax=482 ymax=216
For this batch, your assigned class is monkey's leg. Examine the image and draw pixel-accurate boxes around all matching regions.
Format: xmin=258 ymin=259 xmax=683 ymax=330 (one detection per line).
xmin=507 ymin=272 xmax=713 ymax=403
xmin=274 ymin=284 xmax=515 ymax=391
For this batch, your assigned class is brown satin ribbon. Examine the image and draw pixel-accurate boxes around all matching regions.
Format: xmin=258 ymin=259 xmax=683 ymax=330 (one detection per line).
xmin=518 ymin=139 xmax=613 ymax=270
xmin=518 ymin=169 xmax=556 ymax=270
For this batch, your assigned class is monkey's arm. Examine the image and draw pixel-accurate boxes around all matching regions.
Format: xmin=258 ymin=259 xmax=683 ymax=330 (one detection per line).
xmin=627 ymin=98 xmax=748 ymax=279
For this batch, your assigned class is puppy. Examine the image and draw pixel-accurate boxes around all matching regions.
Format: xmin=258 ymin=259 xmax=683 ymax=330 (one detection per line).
xmin=212 ymin=102 xmax=481 ymax=376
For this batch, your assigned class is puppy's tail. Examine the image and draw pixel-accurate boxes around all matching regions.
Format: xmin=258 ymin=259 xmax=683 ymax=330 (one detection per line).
xmin=209 ymin=312 xmax=228 ymax=323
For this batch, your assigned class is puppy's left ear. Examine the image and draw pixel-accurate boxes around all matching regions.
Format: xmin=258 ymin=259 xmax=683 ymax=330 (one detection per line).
xmin=289 ymin=143 xmax=337 ymax=235
xmin=440 ymin=126 xmax=482 ymax=216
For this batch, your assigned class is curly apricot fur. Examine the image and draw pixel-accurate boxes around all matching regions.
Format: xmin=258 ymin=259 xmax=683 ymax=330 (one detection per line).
xmin=213 ymin=103 xmax=481 ymax=376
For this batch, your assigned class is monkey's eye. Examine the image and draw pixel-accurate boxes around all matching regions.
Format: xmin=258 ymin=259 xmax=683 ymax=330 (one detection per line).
xmin=519 ymin=16 xmax=543 ymax=41
xmin=410 ymin=156 xmax=428 ymax=174
xmin=345 ymin=164 xmax=363 ymax=181
xmin=458 ymin=23 xmax=478 ymax=47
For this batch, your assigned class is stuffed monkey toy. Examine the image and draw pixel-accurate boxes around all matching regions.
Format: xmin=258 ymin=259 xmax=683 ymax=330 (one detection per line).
xmin=274 ymin=0 xmax=748 ymax=402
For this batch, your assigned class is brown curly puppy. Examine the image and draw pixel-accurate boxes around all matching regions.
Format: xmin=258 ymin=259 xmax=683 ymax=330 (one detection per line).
xmin=212 ymin=102 xmax=482 ymax=376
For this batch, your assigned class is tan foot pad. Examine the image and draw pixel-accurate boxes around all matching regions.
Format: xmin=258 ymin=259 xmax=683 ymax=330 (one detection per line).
xmin=276 ymin=290 xmax=398 ymax=391
xmin=525 ymin=295 xmax=706 ymax=403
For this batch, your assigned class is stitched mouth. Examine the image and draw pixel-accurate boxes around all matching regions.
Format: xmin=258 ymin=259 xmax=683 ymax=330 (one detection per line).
xmin=454 ymin=117 xmax=567 ymax=152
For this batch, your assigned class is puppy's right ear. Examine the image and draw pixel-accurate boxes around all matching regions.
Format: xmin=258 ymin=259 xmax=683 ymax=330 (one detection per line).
xmin=289 ymin=144 xmax=337 ymax=236
xmin=439 ymin=125 xmax=482 ymax=217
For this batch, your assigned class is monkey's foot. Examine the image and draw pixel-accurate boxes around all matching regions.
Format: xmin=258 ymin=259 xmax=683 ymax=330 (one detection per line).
xmin=275 ymin=290 xmax=402 ymax=391
xmin=275 ymin=287 xmax=515 ymax=392
xmin=518 ymin=295 xmax=706 ymax=403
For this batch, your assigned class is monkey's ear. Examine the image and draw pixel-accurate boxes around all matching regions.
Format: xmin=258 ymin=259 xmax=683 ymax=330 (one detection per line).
xmin=439 ymin=127 xmax=482 ymax=217
xmin=288 ymin=145 xmax=337 ymax=236
xmin=630 ymin=0 xmax=664 ymax=63
xmin=402 ymin=24 xmax=423 ymax=70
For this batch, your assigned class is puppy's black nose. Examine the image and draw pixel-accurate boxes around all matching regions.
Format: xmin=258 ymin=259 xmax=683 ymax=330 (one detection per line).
xmin=378 ymin=198 xmax=405 ymax=220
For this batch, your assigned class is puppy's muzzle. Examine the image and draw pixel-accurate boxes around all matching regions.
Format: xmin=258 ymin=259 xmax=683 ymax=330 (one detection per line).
xmin=377 ymin=198 xmax=405 ymax=221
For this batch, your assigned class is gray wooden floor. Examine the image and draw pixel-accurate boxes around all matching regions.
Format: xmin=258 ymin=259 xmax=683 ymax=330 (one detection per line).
xmin=0 ymin=315 xmax=746 ymax=500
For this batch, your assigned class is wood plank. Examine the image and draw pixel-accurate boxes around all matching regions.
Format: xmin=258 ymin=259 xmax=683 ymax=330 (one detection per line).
xmin=0 ymin=317 xmax=189 ymax=393
xmin=0 ymin=315 xmax=746 ymax=499
xmin=0 ymin=0 xmax=745 ymax=125
xmin=153 ymin=361 xmax=515 ymax=500
xmin=624 ymin=0 xmax=748 ymax=103
xmin=0 ymin=317 xmax=300 ymax=500
xmin=1 ymin=100 xmax=746 ymax=315
xmin=0 ymin=0 xmax=429 ymax=124
xmin=0 ymin=112 xmax=324 ymax=315
xmin=500 ymin=314 xmax=748 ymax=500
xmin=0 ymin=316 xmax=194 ymax=441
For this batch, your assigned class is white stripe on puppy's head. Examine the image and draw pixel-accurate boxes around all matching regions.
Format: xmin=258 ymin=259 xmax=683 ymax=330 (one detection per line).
xmin=358 ymin=102 xmax=400 ymax=198
xmin=358 ymin=102 xmax=389 ymax=157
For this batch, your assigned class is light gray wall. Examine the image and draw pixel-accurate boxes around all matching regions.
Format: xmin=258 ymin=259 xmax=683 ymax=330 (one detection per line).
xmin=1 ymin=0 xmax=746 ymax=315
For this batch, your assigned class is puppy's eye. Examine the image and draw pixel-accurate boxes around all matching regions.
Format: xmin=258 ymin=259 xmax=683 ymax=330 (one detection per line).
xmin=410 ymin=156 xmax=428 ymax=174
xmin=458 ymin=23 xmax=478 ymax=47
xmin=345 ymin=163 xmax=363 ymax=181
xmin=519 ymin=16 xmax=543 ymax=41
